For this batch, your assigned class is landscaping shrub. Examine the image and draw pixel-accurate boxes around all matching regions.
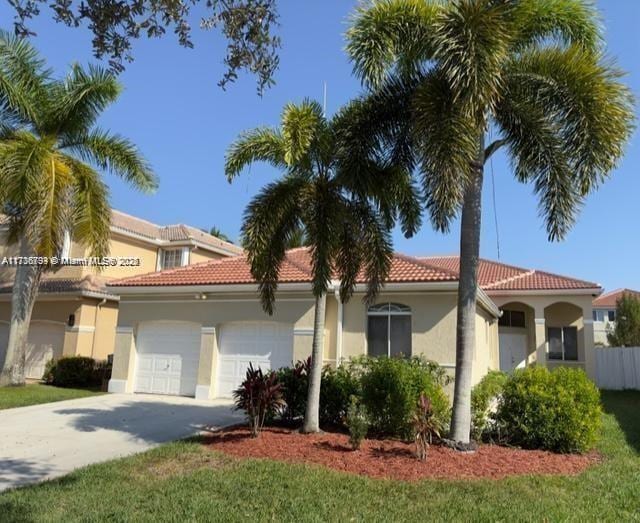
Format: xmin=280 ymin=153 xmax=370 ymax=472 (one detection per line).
xmin=233 ymin=364 xmax=284 ymax=437
xmin=359 ymin=356 xmax=450 ymax=439
xmin=346 ymin=396 xmax=368 ymax=450
xmin=495 ymin=366 xmax=602 ymax=453
xmin=276 ymin=357 xmax=310 ymax=422
xmin=45 ymin=356 xmax=110 ymax=388
xmin=471 ymin=370 xmax=508 ymax=440
xmin=319 ymin=364 xmax=360 ymax=426
xmin=411 ymin=393 xmax=443 ymax=460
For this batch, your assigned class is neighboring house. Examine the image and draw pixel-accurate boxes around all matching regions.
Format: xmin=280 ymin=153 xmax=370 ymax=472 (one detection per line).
xmin=592 ymin=288 xmax=640 ymax=346
xmin=0 ymin=211 xmax=242 ymax=379
xmin=106 ymin=250 xmax=601 ymax=400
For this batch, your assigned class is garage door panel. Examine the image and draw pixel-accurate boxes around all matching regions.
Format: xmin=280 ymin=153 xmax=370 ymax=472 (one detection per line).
xmin=134 ymin=322 xmax=201 ymax=397
xmin=216 ymin=321 xmax=293 ymax=398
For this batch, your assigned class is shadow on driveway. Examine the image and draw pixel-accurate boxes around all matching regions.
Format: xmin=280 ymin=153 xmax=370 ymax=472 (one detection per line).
xmin=53 ymin=399 xmax=241 ymax=444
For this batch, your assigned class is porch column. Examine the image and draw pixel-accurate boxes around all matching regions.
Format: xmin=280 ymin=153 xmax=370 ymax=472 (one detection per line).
xmin=196 ymin=326 xmax=217 ymax=400
xmin=108 ymin=326 xmax=136 ymax=393
xmin=534 ymin=306 xmax=547 ymax=367
xmin=583 ymin=313 xmax=596 ymax=380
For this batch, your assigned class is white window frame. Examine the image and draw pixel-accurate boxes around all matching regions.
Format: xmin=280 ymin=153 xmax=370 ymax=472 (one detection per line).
xmin=367 ymin=302 xmax=412 ymax=357
xmin=159 ymin=247 xmax=189 ymax=270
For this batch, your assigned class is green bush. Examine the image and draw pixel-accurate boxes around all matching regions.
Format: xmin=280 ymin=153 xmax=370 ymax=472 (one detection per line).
xmin=320 ymin=364 xmax=361 ymax=426
xmin=359 ymin=356 xmax=450 ymax=439
xmin=495 ymin=366 xmax=602 ymax=453
xmin=471 ymin=370 xmax=508 ymax=440
xmin=46 ymin=356 xmax=110 ymax=388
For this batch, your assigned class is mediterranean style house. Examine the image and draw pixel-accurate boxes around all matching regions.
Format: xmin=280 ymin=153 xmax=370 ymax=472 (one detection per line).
xmin=105 ymin=249 xmax=601 ymax=400
xmin=592 ymin=288 xmax=640 ymax=346
xmin=0 ymin=211 xmax=242 ymax=379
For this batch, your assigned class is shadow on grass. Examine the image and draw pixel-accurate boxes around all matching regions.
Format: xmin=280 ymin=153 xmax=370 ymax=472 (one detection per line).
xmin=601 ymin=390 xmax=640 ymax=453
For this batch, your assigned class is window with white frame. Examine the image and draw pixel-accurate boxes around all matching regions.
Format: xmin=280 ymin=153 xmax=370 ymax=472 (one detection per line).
xmin=160 ymin=248 xmax=185 ymax=269
xmin=367 ymin=303 xmax=412 ymax=358
xmin=548 ymin=326 xmax=578 ymax=361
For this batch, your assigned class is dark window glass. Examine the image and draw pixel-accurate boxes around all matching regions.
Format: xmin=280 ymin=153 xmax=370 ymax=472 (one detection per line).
xmin=510 ymin=310 xmax=526 ymax=328
xmin=608 ymin=310 xmax=616 ymax=322
xmin=548 ymin=327 xmax=563 ymax=360
xmin=592 ymin=310 xmax=597 ymax=321
xmin=499 ymin=309 xmax=526 ymax=328
xmin=390 ymin=315 xmax=412 ymax=358
xmin=563 ymin=327 xmax=578 ymax=361
xmin=367 ymin=316 xmax=388 ymax=357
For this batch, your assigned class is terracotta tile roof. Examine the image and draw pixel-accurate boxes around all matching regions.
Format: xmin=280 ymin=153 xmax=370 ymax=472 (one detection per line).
xmin=110 ymin=210 xmax=243 ymax=255
xmin=108 ymin=248 xmax=459 ymax=287
xmin=593 ymin=288 xmax=640 ymax=308
xmin=0 ymin=275 xmax=118 ymax=298
xmin=421 ymin=256 xmax=600 ymax=291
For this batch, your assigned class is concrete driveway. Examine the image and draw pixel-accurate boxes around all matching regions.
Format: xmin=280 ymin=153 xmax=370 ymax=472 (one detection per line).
xmin=0 ymin=393 xmax=241 ymax=492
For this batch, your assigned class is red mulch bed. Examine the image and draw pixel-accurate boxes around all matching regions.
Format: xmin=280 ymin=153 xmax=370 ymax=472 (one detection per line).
xmin=203 ymin=426 xmax=600 ymax=482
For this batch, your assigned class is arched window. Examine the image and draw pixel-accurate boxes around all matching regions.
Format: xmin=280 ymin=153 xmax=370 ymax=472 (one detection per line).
xmin=367 ymin=303 xmax=412 ymax=357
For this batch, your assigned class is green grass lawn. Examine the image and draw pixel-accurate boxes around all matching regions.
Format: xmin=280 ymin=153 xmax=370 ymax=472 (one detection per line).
xmin=1 ymin=391 xmax=638 ymax=522
xmin=0 ymin=384 xmax=104 ymax=410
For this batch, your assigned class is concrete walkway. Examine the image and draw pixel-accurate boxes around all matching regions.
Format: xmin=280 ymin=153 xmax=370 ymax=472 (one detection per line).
xmin=0 ymin=393 xmax=241 ymax=492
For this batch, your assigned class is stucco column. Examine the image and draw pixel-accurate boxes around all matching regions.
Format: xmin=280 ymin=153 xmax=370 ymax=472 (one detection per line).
xmin=108 ymin=326 xmax=136 ymax=393
xmin=196 ymin=326 xmax=217 ymax=400
xmin=534 ymin=306 xmax=547 ymax=367
xmin=583 ymin=316 xmax=596 ymax=380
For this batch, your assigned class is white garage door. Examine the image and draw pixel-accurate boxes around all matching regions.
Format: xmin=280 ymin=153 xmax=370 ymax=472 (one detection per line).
xmin=26 ymin=322 xmax=65 ymax=379
xmin=0 ymin=321 xmax=64 ymax=379
xmin=134 ymin=322 xmax=201 ymax=396
xmin=216 ymin=321 xmax=294 ymax=398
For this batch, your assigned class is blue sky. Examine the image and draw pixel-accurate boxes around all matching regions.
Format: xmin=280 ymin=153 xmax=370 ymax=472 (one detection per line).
xmin=2 ymin=0 xmax=638 ymax=291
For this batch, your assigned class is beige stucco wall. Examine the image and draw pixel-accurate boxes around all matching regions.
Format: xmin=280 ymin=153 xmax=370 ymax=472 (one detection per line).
xmin=189 ymin=249 xmax=226 ymax=264
xmin=341 ymin=291 xmax=498 ymax=386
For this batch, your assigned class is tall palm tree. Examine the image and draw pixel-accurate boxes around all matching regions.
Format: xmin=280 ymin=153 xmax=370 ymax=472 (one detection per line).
xmin=0 ymin=31 xmax=157 ymax=386
xmin=346 ymin=0 xmax=634 ymax=444
xmin=226 ymin=99 xmax=420 ymax=433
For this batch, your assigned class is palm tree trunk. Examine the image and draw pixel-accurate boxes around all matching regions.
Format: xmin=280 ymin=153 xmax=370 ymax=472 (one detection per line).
xmin=450 ymin=136 xmax=485 ymax=445
xmin=0 ymin=242 xmax=43 ymax=387
xmin=302 ymin=292 xmax=326 ymax=433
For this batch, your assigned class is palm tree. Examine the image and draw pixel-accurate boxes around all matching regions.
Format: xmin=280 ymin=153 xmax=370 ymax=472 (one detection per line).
xmin=225 ymin=99 xmax=420 ymax=433
xmin=0 ymin=32 xmax=157 ymax=386
xmin=346 ymin=0 xmax=634 ymax=444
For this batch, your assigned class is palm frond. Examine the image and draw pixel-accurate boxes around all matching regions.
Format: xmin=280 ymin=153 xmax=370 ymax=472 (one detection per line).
xmin=349 ymin=199 xmax=393 ymax=305
xmin=63 ymin=128 xmax=157 ymax=192
xmin=64 ymin=155 xmax=111 ymax=259
xmin=512 ymin=0 xmax=602 ymax=52
xmin=432 ymin=0 xmax=512 ymax=120
xmin=47 ymin=63 xmax=120 ymax=137
xmin=225 ymin=127 xmax=287 ymax=181
xmin=505 ymin=45 xmax=635 ymax=194
xmin=241 ymin=176 xmax=306 ymax=314
xmin=31 ymin=152 xmax=74 ymax=257
xmin=281 ymin=99 xmax=325 ymax=167
xmin=346 ymin=0 xmax=441 ymax=88
xmin=412 ymin=70 xmax=478 ymax=232
xmin=0 ymin=30 xmax=50 ymax=128
xmin=303 ymin=179 xmax=342 ymax=298
xmin=495 ymin=85 xmax=578 ymax=241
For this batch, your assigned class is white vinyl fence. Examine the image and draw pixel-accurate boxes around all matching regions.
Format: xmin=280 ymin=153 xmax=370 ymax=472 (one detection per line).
xmin=595 ymin=347 xmax=640 ymax=390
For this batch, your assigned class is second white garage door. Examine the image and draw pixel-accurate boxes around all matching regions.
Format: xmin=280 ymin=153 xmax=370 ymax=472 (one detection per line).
xmin=134 ymin=322 xmax=201 ymax=396
xmin=216 ymin=321 xmax=294 ymax=398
